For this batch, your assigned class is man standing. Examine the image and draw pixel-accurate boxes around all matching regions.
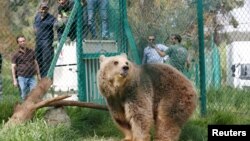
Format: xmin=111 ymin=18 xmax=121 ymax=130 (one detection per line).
xmin=34 ymin=2 xmax=56 ymax=78
xmin=142 ymin=35 xmax=168 ymax=64
xmin=87 ymin=0 xmax=110 ymax=39
xmin=11 ymin=35 xmax=41 ymax=100
xmin=156 ymin=34 xmax=190 ymax=74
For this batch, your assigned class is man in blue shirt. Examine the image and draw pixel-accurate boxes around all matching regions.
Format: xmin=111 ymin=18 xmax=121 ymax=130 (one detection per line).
xmin=33 ymin=2 xmax=56 ymax=78
xmin=142 ymin=35 xmax=168 ymax=64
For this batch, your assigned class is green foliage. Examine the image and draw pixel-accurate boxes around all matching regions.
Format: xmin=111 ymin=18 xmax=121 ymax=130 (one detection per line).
xmin=202 ymin=0 xmax=244 ymax=12
xmin=180 ymin=121 xmax=207 ymax=141
xmin=0 ymin=60 xmax=20 ymax=121
xmin=66 ymin=107 xmax=122 ymax=138
xmin=0 ymin=95 xmax=18 ymax=122
xmin=128 ymin=0 xmax=196 ymax=43
xmin=207 ymin=87 xmax=250 ymax=117
xmin=1 ymin=60 xmax=20 ymax=99
xmin=0 ymin=119 xmax=79 ymax=141
xmin=208 ymin=111 xmax=236 ymax=124
xmin=127 ymin=0 xmax=245 ymax=54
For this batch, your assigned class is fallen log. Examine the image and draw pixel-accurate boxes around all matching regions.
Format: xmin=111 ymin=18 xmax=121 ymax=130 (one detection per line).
xmin=4 ymin=77 xmax=107 ymax=128
xmin=46 ymin=100 xmax=108 ymax=111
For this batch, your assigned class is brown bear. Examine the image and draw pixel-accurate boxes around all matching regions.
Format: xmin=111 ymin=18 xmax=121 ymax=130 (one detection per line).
xmin=97 ymin=53 xmax=197 ymax=141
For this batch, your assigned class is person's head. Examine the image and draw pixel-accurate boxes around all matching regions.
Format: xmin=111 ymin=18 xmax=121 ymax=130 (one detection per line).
xmin=148 ymin=35 xmax=156 ymax=46
xmin=170 ymin=34 xmax=182 ymax=45
xmin=16 ymin=35 xmax=26 ymax=49
xmin=39 ymin=2 xmax=49 ymax=17
xmin=58 ymin=0 xmax=68 ymax=6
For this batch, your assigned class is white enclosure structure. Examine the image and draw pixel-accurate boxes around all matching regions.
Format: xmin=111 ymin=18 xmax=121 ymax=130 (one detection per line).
xmin=53 ymin=42 xmax=78 ymax=92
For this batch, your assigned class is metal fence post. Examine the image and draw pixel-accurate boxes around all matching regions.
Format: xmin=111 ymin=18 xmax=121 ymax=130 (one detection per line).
xmin=197 ymin=0 xmax=206 ymax=116
xmin=122 ymin=0 xmax=141 ymax=64
xmin=76 ymin=0 xmax=86 ymax=101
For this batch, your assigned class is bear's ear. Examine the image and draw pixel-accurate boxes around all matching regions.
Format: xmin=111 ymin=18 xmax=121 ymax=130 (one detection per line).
xmin=120 ymin=53 xmax=127 ymax=58
xmin=99 ymin=55 xmax=106 ymax=63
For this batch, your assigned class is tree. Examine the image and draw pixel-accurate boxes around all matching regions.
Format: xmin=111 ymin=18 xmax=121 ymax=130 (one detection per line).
xmin=127 ymin=0 xmax=244 ymax=51
xmin=185 ymin=0 xmax=244 ymax=45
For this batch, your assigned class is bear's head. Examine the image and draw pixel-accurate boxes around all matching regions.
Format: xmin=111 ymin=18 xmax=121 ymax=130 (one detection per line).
xmin=98 ymin=53 xmax=133 ymax=89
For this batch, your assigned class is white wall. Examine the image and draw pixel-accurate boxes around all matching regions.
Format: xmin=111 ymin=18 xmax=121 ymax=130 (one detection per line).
xmin=53 ymin=42 xmax=78 ymax=92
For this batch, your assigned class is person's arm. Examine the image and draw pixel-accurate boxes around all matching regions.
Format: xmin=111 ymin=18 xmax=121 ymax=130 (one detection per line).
xmin=11 ymin=64 xmax=18 ymax=87
xmin=55 ymin=14 xmax=63 ymax=29
xmin=155 ymin=47 xmax=166 ymax=57
xmin=35 ymin=60 xmax=41 ymax=81
xmin=157 ymin=44 xmax=168 ymax=51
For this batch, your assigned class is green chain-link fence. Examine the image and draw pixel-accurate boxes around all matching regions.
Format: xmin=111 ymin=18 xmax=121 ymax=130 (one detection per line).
xmin=0 ymin=0 xmax=250 ymax=118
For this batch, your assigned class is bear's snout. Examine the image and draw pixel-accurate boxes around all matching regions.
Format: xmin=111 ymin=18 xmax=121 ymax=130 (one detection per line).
xmin=122 ymin=66 xmax=129 ymax=71
xmin=120 ymin=66 xmax=129 ymax=77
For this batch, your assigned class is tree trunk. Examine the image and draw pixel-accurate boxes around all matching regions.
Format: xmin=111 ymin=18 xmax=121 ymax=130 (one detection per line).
xmin=4 ymin=77 xmax=108 ymax=128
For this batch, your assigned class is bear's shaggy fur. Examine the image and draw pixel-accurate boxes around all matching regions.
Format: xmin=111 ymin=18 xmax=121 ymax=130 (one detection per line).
xmin=97 ymin=53 xmax=197 ymax=141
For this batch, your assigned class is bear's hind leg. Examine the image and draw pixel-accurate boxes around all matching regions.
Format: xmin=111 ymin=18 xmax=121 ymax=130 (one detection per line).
xmin=155 ymin=98 xmax=181 ymax=141
xmin=154 ymin=116 xmax=181 ymax=141
xmin=114 ymin=119 xmax=133 ymax=141
xmin=120 ymin=127 xmax=132 ymax=141
xmin=154 ymin=101 xmax=182 ymax=141
xmin=129 ymin=116 xmax=151 ymax=141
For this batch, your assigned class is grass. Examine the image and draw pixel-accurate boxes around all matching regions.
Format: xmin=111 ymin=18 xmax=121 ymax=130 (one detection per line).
xmin=65 ymin=108 xmax=122 ymax=138
xmin=0 ymin=119 xmax=79 ymax=141
xmin=206 ymin=87 xmax=250 ymax=117
xmin=0 ymin=106 xmax=122 ymax=141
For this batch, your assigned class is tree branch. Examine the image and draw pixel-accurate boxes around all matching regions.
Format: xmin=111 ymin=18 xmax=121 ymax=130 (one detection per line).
xmin=35 ymin=95 xmax=71 ymax=109
xmin=44 ymin=100 xmax=108 ymax=111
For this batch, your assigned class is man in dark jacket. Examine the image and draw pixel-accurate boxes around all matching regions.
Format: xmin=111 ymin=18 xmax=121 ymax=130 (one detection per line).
xmin=33 ymin=2 xmax=56 ymax=78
